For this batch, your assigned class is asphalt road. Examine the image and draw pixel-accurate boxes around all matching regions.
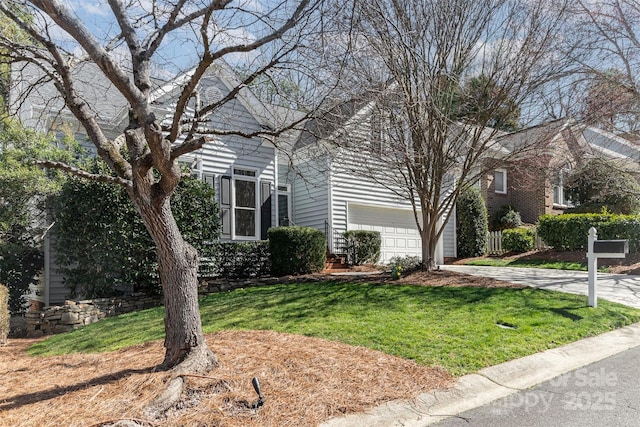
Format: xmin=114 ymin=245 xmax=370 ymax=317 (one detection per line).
xmin=432 ymin=344 xmax=640 ymax=427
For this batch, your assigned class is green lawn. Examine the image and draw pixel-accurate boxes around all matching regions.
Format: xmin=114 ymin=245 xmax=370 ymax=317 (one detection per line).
xmin=464 ymin=258 xmax=588 ymax=271
xmin=28 ymin=282 xmax=640 ymax=376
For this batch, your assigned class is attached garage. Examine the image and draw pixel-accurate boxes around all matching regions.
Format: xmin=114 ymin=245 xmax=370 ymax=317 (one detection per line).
xmin=348 ymin=204 xmax=444 ymax=264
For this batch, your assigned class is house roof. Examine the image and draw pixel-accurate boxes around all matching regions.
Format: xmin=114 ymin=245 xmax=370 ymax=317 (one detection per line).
xmin=492 ymin=118 xmax=571 ymax=154
xmin=13 ymin=58 xmax=278 ymax=139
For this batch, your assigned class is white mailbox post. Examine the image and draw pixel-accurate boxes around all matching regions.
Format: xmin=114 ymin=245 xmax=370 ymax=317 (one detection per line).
xmin=587 ymin=227 xmax=629 ymax=308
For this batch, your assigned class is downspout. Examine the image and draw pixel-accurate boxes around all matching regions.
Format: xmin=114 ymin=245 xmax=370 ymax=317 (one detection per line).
xmin=274 ymin=149 xmax=279 ymax=227
xmin=327 ymin=155 xmax=333 ymax=253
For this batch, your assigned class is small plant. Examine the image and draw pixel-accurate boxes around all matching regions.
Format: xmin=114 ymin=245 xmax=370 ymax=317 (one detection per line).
xmin=388 ymin=255 xmax=422 ymax=273
xmin=491 ymin=205 xmax=522 ymax=231
xmin=391 ymin=265 xmax=403 ymax=280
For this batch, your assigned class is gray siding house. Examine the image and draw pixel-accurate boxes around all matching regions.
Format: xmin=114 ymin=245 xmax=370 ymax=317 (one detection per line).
xmin=284 ymin=101 xmax=457 ymax=265
xmin=12 ymin=61 xmax=288 ymax=305
xmin=13 ymin=60 xmax=457 ymax=306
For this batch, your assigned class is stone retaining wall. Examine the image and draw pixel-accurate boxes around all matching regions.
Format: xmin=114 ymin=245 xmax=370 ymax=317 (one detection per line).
xmin=24 ymin=275 xmax=307 ymax=337
xmin=25 ymin=293 xmax=161 ymax=337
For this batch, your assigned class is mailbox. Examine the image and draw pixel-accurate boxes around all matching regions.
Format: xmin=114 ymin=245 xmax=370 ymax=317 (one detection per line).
xmin=592 ymin=239 xmax=629 ymax=258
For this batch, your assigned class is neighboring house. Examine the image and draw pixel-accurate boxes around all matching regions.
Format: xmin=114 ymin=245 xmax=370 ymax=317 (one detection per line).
xmin=281 ymin=100 xmax=457 ymax=265
xmin=480 ymin=118 xmax=640 ymax=224
xmin=11 ymin=60 xmax=289 ymax=306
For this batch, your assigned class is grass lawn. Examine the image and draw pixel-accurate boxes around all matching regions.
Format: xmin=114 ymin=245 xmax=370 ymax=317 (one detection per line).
xmin=463 ymin=258 xmax=588 ymax=271
xmin=28 ymin=282 xmax=640 ymax=376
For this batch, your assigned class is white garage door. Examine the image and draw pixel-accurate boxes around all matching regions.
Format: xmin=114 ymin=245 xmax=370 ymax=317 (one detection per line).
xmin=348 ymin=204 xmax=422 ymax=263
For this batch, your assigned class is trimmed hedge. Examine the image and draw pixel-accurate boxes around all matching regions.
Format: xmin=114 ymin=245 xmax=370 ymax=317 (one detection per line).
xmin=344 ymin=230 xmax=381 ymax=265
xmin=537 ymin=214 xmax=640 ymax=251
xmin=202 ymin=241 xmax=270 ymax=279
xmin=268 ymin=226 xmax=327 ymax=276
xmin=1 ymin=284 xmax=8 ymax=345
xmin=456 ymin=187 xmax=488 ymax=257
xmin=502 ymin=227 xmax=535 ymax=253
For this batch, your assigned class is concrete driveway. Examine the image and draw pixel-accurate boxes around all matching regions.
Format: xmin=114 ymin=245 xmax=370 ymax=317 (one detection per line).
xmin=441 ymin=265 xmax=640 ymax=309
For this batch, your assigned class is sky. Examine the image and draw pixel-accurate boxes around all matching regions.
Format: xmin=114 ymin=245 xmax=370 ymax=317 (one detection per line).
xmin=41 ymin=0 xmax=274 ymax=78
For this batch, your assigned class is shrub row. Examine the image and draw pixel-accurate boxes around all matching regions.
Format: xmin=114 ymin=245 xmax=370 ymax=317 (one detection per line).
xmin=200 ymin=241 xmax=271 ymax=279
xmin=200 ymin=227 xmax=327 ymax=278
xmin=538 ymin=214 xmax=640 ymax=251
xmin=343 ymin=230 xmax=381 ymax=265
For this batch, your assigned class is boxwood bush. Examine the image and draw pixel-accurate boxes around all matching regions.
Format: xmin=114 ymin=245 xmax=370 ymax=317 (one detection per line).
xmin=343 ymin=230 xmax=381 ymax=265
xmin=538 ymin=214 xmax=640 ymax=251
xmin=0 ymin=284 xmax=8 ymax=346
xmin=268 ymin=226 xmax=327 ymax=276
xmin=502 ymin=227 xmax=535 ymax=253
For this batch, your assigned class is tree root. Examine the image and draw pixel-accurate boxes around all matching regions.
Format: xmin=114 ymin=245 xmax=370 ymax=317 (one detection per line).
xmin=143 ymin=376 xmax=185 ymax=420
xmin=158 ymin=344 xmax=217 ymax=375
xmin=144 ymin=346 xmax=218 ymax=420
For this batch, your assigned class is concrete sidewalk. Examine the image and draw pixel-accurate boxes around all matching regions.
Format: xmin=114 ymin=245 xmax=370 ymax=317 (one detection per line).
xmin=321 ymin=266 xmax=640 ymax=427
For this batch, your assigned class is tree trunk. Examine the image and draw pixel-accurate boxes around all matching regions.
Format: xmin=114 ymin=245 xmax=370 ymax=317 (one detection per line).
xmin=136 ymin=195 xmax=216 ymax=373
xmin=420 ymin=210 xmax=438 ymax=271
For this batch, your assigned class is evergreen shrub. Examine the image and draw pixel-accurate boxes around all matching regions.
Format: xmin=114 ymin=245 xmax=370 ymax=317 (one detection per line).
xmin=491 ymin=204 xmax=522 ymax=231
xmin=204 ymin=241 xmax=271 ymax=278
xmin=502 ymin=227 xmax=535 ymax=253
xmin=456 ymin=187 xmax=489 ymax=257
xmin=537 ymin=214 xmax=640 ymax=251
xmin=268 ymin=226 xmax=326 ymax=276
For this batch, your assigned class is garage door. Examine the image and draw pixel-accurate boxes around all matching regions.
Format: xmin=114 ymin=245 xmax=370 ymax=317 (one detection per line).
xmin=348 ymin=204 xmax=422 ymax=263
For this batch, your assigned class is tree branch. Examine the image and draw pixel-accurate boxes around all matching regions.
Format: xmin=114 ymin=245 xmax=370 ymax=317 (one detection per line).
xmin=36 ymin=160 xmax=132 ymax=187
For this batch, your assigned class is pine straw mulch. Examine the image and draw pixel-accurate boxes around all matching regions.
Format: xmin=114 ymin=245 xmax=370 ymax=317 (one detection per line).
xmin=0 ymin=270 xmax=524 ymax=427
xmin=1 ymin=330 xmax=452 ymax=427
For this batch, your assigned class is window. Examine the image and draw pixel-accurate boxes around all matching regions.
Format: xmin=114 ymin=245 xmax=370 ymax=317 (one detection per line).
xmin=494 ymin=169 xmax=507 ymax=194
xmin=277 ymin=185 xmax=291 ymax=226
xmin=235 ymin=179 xmax=256 ymax=237
xmin=220 ymin=168 xmax=259 ymax=239
xmin=553 ymin=168 xmax=573 ymax=207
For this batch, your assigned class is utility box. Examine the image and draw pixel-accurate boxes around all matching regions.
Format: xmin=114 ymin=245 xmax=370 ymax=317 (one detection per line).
xmin=592 ymin=239 xmax=629 ymax=258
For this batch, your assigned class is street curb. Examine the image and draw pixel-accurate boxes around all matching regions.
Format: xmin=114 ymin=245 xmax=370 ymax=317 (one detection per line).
xmin=320 ymin=322 xmax=640 ymax=427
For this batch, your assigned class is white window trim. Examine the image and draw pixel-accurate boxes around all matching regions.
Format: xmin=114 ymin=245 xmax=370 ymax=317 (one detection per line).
xmin=553 ymin=168 xmax=573 ymax=208
xmin=494 ymin=168 xmax=507 ymax=194
xmin=231 ymin=167 xmax=259 ymax=240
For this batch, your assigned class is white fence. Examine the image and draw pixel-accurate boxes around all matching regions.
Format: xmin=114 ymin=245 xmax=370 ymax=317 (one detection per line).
xmin=486 ymin=230 xmax=548 ymax=255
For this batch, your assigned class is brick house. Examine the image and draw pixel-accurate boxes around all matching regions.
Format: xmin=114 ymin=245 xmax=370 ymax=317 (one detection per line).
xmin=481 ymin=119 xmax=640 ymax=225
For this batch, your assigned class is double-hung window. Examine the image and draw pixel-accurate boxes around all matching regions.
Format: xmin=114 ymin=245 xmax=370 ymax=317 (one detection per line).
xmin=220 ymin=168 xmax=258 ymax=239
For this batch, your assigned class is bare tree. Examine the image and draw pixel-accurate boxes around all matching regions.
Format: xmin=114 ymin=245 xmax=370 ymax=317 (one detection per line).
xmin=569 ymin=0 xmax=640 ymax=137
xmin=0 ymin=0 xmax=327 ymax=374
xmin=322 ymin=0 xmax=570 ymax=268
